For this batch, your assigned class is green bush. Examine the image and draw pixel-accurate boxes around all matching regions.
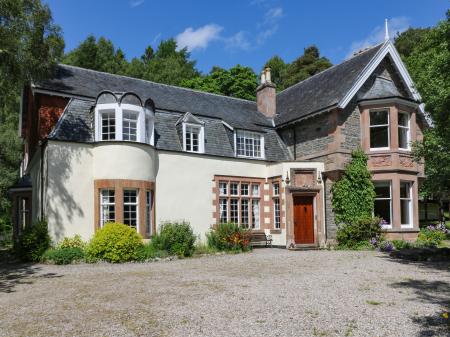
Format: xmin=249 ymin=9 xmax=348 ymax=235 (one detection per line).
xmin=336 ymin=217 xmax=382 ymax=249
xmin=135 ymin=242 xmax=168 ymax=261
xmin=331 ymin=149 xmax=376 ymax=225
xmin=416 ymin=227 xmax=446 ymax=248
xmin=151 ymin=221 xmax=196 ymax=257
xmin=15 ymin=219 xmax=51 ymax=262
xmin=206 ymin=223 xmax=252 ymax=252
xmin=58 ymin=234 xmax=86 ymax=249
xmin=85 ymin=223 xmax=143 ymax=263
xmin=392 ymin=240 xmax=413 ymax=250
xmin=42 ymin=247 xmax=85 ymax=265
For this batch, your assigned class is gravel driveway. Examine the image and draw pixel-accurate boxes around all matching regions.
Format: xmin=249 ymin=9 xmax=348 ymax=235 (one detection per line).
xmin=0 ymin=249 xmax=449 ymax=337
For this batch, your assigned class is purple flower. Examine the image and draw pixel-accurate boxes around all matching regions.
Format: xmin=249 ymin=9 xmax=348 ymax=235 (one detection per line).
xmin=370 ymin=237 xmax=378 ymax=247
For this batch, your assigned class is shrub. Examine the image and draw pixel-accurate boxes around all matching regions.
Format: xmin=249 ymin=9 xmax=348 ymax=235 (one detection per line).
xmin=58 ymin=234 xmax=86 ymax=250
xmin=135 ymin=242 xmax=168 ymax=261
xmin=379 ymin=241 xmax=394 ymax=252
xmin=85 ymin=223 xmax=143 ymax=263
xmin=42 ymin=247 xmax=85 ymax=265
xmin=206 ymin=223 xmax=252 ymax=252
xmin=15 ymin=219 xmax=51 ymax=262
xmin=416 ymin=227 xmax=447 ymax=248
xmin=392 ymin=240 xmax=413 ymax=250
xmin=336 ymin=217 xmax=382 ymax=249
xmin=151 ymin=221 xmax=196 ymax=257
xmin=331 ymin=149 xmax=376 ymax=225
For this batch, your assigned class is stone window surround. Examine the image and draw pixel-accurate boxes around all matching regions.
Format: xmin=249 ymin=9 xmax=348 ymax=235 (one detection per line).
xmin=372 ymin=173 xmax=419 ymax=231
xmin=360 ymin=101 xmax=417 ymax=153
xmin=94 ymin=179 xmax=155 ymax=239
xmin=212 ymin=175 xmax=284 ymax=232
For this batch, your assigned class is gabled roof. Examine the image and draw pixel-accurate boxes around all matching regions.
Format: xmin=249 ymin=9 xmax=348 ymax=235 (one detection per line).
xmin=34 ymin=64 xmax=271 ymax=131
xmin=275 ymin=44 xmax=384 ymax=125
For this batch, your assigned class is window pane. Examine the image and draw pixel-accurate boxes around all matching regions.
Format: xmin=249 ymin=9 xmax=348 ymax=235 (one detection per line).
xmin=252 ymin=184 xmax=260 ymax=197
xmin=374 ymin=199 xmax=391 ymax=224
xmin=400 ymin=182 xmax=411 ymax=198
xmin=273 ymin=183 xmax=280 ymax=196
xmin=401 ymin=199 xmax=411 ymax=225
xmin=123 ymin=190 xmax=138 ymax=230
xmin=251 ymin=199 xmax=260 ymax=229
xmin=240 ymin=183 xmax=249 ymax=196
xmin=398 ymin=112 xmax=409 ymax=127
xmin=230 ymin=198 xmax=239 ymax=223
xmin=230 ymin=183 xmax=239 ymax=196
xmin=241 ymin=199 xmax=249 ymax=227
xmin=398 ymin=127 xmax=408 ymax=149
xmin=236 ymin=131 xmax=263 ymax=158
xmin=219 ymin=182 xmax=228 ymax=196
xmin=123 ymin=111 xmax=137 ymax=141
xmin=146 ymin=191 xmax=152 ymax=234
xmin=101 ymin=111 xmax=116 ymax=140
xmin=274 ymin=197 xmax=280 ymax=229
xmin=374 ymin=182 xmax=390 ymax=198
xmin=370 ymin=110 xmax=388 ymax=126
xmin=370 ymin=126 xmax=389 ymax=148
xmin=219 ymin=198 xmax=228 ymax=223
xmin=100 ymin=189 xmax=115 ymax=225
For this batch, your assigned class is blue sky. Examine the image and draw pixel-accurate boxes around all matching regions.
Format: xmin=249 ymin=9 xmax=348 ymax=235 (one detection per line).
xmin=45 ymin=0 xmax=448 ymax=73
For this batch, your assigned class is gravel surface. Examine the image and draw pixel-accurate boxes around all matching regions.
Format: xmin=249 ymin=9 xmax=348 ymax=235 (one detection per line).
xmin=0 ymin=249 xmax=449 ymax=337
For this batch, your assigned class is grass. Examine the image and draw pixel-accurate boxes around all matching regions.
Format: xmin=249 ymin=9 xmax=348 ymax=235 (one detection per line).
xmin=366 ymin=300 xmax=383 ymax=305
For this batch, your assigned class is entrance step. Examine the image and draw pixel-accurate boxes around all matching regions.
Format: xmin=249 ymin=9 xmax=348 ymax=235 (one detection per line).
xmin=288 ymin=245 xmax=319 ymax=251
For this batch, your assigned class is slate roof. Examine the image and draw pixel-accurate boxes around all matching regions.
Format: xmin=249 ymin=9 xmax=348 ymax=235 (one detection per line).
xmin=49 ymin=99 xmax=292 ymax=161
xmin=35 ymin=64 xmax=271 ymax=131
xmin=275 ymin=44 xmax=384 ymax=126
xmin=357 ymin=75 xmax=403 ymax=101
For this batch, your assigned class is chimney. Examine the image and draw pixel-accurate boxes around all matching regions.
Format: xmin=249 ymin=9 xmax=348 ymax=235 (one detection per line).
xmin=256 ymin=67 xmax=276 ymax=118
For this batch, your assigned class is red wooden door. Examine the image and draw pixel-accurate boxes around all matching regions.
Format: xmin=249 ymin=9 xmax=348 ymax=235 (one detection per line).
xmin=293 ymin=196 xmax=314 ymax=244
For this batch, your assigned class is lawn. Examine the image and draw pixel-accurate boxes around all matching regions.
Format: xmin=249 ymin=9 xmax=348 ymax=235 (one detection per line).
xmin=0 ymin=249 xmax=449 ymax=337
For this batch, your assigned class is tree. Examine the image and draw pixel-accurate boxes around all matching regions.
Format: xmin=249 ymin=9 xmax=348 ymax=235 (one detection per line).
xmin=264 ymin=55 xmax=287 ymax=89
xmin=281 ymin=46 xmax=332 ymax=90
xmin=62 ymin=35 xmax=127 ymax=74
xmin=399 ymin=12 xmax=450 ymax=204
xmin=394 ymin=27 xmax=430 ymax=59
xmin=181 ymin=65 xmax=258 ymax=100
xmin=0 ymin=0 xmax=64 ymax=231
xmin=331 ymin=149 xmax=375 ymax=225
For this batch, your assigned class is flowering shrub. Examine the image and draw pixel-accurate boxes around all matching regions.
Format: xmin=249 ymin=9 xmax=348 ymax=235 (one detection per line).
xmin=58 ymin=234 xmax=86 ymax=250
xmin=417 ymin=225 xmax=447 ymax=248
xmin=206 ymin=223 xmax=251 ymax=252
xmin=379 ymin=241 xmax=394 ymax=252
xmin=336 ymin=217 xmax=382 ymax=249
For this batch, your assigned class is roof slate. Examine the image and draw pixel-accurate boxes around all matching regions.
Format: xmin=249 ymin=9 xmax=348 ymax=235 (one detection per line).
xmin=275 ymin=44 xmax=383 ymax=125
xmin=357 ymin=76 xmax=402 ymax=101
xmin=36 ymin=64 xmax=271 ymax=131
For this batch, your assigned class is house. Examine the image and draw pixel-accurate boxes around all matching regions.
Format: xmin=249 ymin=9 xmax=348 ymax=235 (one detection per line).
xmin=9 ymin=39 xmax=427 ymax=248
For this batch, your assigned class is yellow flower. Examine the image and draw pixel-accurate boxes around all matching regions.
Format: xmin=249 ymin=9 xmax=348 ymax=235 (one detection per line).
xmin=442 ymin=312 xmax=449 ymax=319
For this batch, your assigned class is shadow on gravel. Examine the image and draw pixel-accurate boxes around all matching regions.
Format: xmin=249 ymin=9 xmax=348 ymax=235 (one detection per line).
xmin=379 ymin=248 xmax=450 ymax=273
xmin=390 ymin=279 xmax=450 ymax=337
xmin=0 ymin=262 xmax=62 ymax=294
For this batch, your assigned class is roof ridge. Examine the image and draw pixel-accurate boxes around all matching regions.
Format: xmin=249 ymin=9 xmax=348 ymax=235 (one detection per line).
xmin=58 ymin=63 xmax=257 ymax=105
xmin=277 ymin=43 xmax=384 ymax=97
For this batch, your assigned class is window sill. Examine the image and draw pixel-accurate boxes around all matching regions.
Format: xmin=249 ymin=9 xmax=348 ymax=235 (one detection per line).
xmin=236 ymin=155 xmax=265 ymax=160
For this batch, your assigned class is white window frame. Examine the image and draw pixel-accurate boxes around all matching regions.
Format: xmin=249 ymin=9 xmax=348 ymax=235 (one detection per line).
xmin=230 ymin=198 xmax=239 ymax=223
xmin=100 ymin=189 xmax=115 ymax=226
xmin=369 ymin=109 xmax=390 ymax=151
xmin=273 ymin=182 xmax=281 ymax=229
xmin=122 ymin=109 xmax=139 ymax=141
xmin=95 ymin=103 xmax=153 ymax=145
xmin=219 ymin=198 xmax=228 ymax=223
xmin=400 ymin=181 xmax=413 ymax=228
xmin=374 ymin=181 xmax=392 ymax=228
xmin=123 ymin=189 xmax=139 ymax=231
xmin=251 ymin=199 xmax=260 ymax=229
xmin=146 ymin=190 xmax=152 ymax=235
xmin=398 ymin=111 xmax=411 ymax=151
xmin=182 ymin=122 xmax=204 ymax=153
xmin=235 ymin=130 xmax=265 ymax=159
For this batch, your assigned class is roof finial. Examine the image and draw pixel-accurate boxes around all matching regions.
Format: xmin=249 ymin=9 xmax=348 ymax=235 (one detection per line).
xmin=384 ymin=18 xmax=389 ymax=41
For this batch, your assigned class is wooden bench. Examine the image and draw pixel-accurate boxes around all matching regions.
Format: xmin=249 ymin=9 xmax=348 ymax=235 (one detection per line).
xmin=250 ymin=232 xmax=273 ymax=247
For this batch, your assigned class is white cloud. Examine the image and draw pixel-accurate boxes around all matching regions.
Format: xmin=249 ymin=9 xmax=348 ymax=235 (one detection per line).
xmin=256 ymin=7 xmax=283 ymax=45
xmin=176 ymin=24 xmax=223 ymax=52
xmin=129 ymin=0 xmax=144 ymax=8
xmin=264 ymin=7 xmax=283 ymax=23
xmin=347 ymin=17 xmax=410 ymax=58
xmin=225 ymin=31 xmax=251 ymax=50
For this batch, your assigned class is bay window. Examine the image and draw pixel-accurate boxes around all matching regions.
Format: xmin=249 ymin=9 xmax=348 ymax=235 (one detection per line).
xmin=236 ymin=130 xmax=264 ymax=159
xmin=400 ymin=181 xmax=413 ymax=227
xmin=374 ymin=181 xmax=392 ymax=227
xmin=398 ymin=112 xmax=410 ymax=150
xmin=370 ymin=110 xmax=390 ymax=149
xmin=146 ymin=191 xmax=152 ymax=235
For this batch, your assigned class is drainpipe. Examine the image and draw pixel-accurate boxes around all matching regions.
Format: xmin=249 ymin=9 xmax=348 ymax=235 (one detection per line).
xmin=322 ymin=172 xmax=328 ymax=243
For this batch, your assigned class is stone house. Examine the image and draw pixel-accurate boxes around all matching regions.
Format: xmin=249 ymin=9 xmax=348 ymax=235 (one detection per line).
xmin=9 ymin=39 xmax=427 ymax=247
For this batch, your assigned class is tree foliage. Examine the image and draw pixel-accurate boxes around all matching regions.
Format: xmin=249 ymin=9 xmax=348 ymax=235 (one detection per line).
xmin=0 ymin=0 xmax=64 ymax=227
xmin=264 ymin=45 xmax=332 ymax=91
xmin=396 ymin=12 xmax=450 ymax=198
xmin=181 ymin=65 xmax=258 ymax=100
xmin=331 ymin=149 xmax=375 ymax=225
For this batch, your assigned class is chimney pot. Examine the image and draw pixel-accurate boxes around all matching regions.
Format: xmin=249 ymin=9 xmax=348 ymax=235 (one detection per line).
xmin=260 ymin=71 xmax=266 ymax=84
xmin=265 ymin=67 xmax=272 ymax=83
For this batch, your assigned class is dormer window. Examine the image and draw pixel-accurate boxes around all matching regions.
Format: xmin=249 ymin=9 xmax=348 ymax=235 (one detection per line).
xmin=94 ymin=91 xmax=154 ymax=145
xmin=235 ymin=130 xmax=264 ymax=159
xmin=176 ymin=112 xmax=205 ymax=154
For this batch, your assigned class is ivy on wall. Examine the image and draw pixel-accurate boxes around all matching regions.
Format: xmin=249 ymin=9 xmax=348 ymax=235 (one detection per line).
xmin=331 ymin=149 xmax=375 ymax=224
